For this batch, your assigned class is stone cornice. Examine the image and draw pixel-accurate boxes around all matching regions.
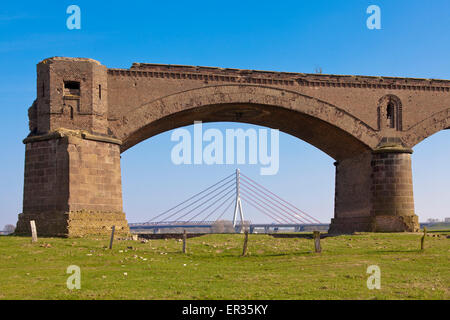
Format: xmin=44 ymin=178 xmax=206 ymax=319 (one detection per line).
xmin=106 ymin=64 xmax=450 ymax=92
xmin=39 ymin=56 xmax=102 ymax=65
xmin=23 ymin=128 xmax=122 ymax=145
xmin=373 ymin=137 xmax=413 ymax=154
xmin=373 ymin=144 xmax=413 ymax=154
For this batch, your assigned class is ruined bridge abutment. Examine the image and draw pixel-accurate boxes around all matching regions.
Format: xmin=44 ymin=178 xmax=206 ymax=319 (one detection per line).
xmin=15 ymin=57 xmax=450 ymax=236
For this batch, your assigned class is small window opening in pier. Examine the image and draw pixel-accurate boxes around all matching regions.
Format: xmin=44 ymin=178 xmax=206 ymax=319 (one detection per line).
xmin=387 ymin=102 xmax=395 ymax=128
xmin=64 ymin=81 xmax=80 ymax=96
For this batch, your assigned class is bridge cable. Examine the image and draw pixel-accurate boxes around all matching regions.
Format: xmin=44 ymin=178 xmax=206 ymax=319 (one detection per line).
xmin=183 ymin=187 xmax=236 ymax=222
xmin=147 ymin=172 xmax=234 ymax=222
xmin=199 ymin=193 xmax=236 ymax=223
xmin=240 ymin=189 xmax=292 ymax=224
xmin=240 ymin=174 xmax=313 ymax=224
xmin=240 ymin=194 xmax=284 ymax=224
xmin=173 ymin=182 xmax=235 ymax=222
xmin=154 ymin=176 xmax=235 ymax=223
xmin=240 ymin=189 xmax=293 ymax=224
xmin=160 ymin=181 xmax=235 ymax=223
xmin=240 ymin=173 xmax=321 ymax=223
xmin=240 ymin=181 xmax=307 ymax=224
xmin=213 ymin=197 xmax=238 ymax=222
xmin=161 ymin=180 xmax=235 ymax=222
xmin=241 ymin=173 xmax=320 ymax=223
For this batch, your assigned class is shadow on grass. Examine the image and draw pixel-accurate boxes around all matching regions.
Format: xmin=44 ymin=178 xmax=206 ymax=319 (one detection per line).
xmin=367 ymin=249 xmax=422 ymax=254
xmin=256 ymin=251 xmax=316 ymax=257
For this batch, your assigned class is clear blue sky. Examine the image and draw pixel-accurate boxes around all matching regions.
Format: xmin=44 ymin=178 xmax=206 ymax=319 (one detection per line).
xmin=0 ymin=0 xmax=449 ymax=228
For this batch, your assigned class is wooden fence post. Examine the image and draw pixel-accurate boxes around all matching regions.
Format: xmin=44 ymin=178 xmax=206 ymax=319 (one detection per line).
xmin=242 ymin=231 xmax=249 ymax=256
xmin=109 ymin=225 xmax=115 ymax=250
xmin=30 ymin=220 xmax=37 ymax=243
xmin=420 ymin=227 xmax=427 ymax=251
xmin=313 ymin=231 xmax=321 ymax=253
xmin=182 ymin=230 xmax=187 ymax=254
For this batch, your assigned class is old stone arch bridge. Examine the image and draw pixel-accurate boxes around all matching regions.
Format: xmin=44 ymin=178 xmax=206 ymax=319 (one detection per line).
xmin=15 ymin=57 xmax=450 ymax=236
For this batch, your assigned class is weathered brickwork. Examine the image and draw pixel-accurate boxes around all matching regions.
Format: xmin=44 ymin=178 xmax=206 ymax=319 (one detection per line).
xmin=16 ymin=130 xmax=129 ymax=237
xmin=22 ymin=138 xmax=69 ymax=214
xmin=329 ymin=152 xmax=374 ymax=233
xmin=329 ymin=146 xmax=420 ymax=234
xmin=16 ymin=57 xmax=450 ymax=236
xmin=32 ymin=57 xmax=108 ymax=136
xmin=370 ymin=148 xmax=418 ymax=232
xmin=66 ymin=134 xmax=122 ymax=213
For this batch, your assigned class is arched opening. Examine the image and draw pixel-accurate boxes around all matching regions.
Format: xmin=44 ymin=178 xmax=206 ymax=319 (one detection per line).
xmin=113 ymin=85 xmax=380 ymax=231
xmin=121 ymin=122 xmax=335 ymax=225
xmin=112 ymin=85 xmax=380 ymax=160
xmin=402 ymin=108 xmax=450 ymax=147
xmin=412 ymin=129 xmax=450 ymax=224
xmin=119 ymin=103 xmax=373 ymax=160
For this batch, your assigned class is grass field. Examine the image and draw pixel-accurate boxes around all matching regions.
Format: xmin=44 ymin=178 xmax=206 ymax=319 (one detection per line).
xmin=0 ymin=232 xmax=448 ymax=300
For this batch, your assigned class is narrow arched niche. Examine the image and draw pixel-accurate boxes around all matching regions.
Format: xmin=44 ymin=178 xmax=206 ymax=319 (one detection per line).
xmin=378 ymin=94 xmax=402 ymax=131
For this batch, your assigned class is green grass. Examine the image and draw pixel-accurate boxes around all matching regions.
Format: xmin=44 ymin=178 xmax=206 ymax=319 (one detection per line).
xmin=0 ymin=232 xmax=448 ymax=300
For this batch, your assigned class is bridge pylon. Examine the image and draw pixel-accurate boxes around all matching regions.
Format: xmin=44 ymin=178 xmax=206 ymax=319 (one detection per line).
xmin=232 ymin=169 xmax=245 ymax=231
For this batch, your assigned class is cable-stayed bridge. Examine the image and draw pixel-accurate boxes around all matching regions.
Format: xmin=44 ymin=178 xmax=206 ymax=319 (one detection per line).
xmin=130 ymin=170 xmax=328 ymax=233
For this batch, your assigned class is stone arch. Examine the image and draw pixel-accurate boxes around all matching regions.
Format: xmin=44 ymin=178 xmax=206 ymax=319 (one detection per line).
xmin=111 ymin=85 xmax=380 ymax=160
xmin=402 ymin=108 xmax=450 ymax=147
